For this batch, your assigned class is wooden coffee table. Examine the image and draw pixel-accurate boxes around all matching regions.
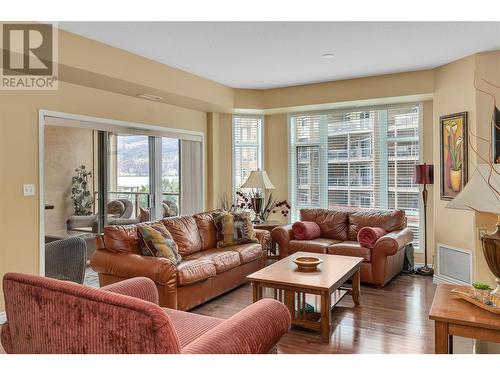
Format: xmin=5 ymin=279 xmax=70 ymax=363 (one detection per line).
xmin=247 ymin=251 xmax=363 ymax=342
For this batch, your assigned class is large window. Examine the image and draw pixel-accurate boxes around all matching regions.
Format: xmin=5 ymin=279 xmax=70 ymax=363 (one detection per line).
xmin=289 ymin=104 xmax=422 ymax=249
xmin=232 ymin=115 xmax=263 ymax=191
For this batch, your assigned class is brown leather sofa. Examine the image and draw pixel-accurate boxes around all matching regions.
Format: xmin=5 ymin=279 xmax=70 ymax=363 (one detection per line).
xmin=90 ymin=212 xmax=270 ymax=310
xmin=271 ymin=208 xmax=413 ymax=287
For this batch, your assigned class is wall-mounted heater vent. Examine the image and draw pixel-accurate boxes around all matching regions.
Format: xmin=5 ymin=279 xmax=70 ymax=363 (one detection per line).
xmin=436 ymin=244 xmax=472 ymax=285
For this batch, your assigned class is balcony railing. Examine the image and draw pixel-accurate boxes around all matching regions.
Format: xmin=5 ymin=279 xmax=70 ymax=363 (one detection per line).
xmin=94 ymin=190 xmax=180 ymax=218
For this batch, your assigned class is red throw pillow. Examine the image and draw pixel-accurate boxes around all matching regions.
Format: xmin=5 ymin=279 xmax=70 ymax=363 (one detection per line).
xmin=292 ymin=221 xmax=321 ymax=240
xmin=357 ymin=227 xmax=387 ymax=249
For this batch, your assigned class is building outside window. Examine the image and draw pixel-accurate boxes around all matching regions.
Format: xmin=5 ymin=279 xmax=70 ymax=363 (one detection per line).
xmin=232 ymin=115 xmax=263 ymax=193
xmin=289 ymin=104 xmax=422 ymax=249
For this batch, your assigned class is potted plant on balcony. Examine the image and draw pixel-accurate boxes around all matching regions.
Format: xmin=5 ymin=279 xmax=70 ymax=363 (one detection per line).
xmin=71 ymin=165 xmax=93 ymax=216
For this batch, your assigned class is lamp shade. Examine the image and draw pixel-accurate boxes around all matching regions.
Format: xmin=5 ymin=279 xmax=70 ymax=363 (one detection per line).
xmin=446 ymin=164 xmax=500 ymax=215
xmin=241 ymin=170 xmax=275 ymax=190
xmin=414 ymin=163 xmax=434 ymax=185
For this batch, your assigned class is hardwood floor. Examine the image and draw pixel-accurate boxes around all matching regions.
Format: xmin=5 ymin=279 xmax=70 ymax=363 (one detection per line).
xmin=192 ymin=273 xmax=438 ymax=354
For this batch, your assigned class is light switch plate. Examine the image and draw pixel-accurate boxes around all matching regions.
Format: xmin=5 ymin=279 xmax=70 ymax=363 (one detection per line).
xmin=23 ymin=184 xmax=35 ymax=196
xmin=478 ymin=227 xmax=488 ymax=240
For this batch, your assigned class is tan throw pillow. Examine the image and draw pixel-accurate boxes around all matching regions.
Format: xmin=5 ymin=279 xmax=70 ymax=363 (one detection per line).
xmin=137 ymin=222 xmax=181 ymax=265
xmin=213 ymin=211 xmax=258 ymax=248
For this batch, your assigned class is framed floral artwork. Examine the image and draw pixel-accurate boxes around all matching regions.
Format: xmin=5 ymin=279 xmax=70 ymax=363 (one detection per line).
xmin=440 ymin=112 xmax=468 ymax=200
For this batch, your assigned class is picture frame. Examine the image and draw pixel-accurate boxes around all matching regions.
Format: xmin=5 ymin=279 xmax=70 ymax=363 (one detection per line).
xmin=440 ymin=112 xmax=468 ymax=200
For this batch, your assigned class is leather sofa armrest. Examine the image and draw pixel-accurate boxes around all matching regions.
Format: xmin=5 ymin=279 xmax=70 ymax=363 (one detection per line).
xmin=182 ymin=299 xmax=291 ymax=354
xmin=255 ymin=229 xmax=271 ymax=252
xmin=90 ymin=250 xmax=177 ymax=286
xmin=101 ymin=277 xmax=159 ymax=305
xmin=0 ymin=323 xmax=13 ymax=353
xmin=271 ymin=224 xmax=294 ymax=258
xmin=373 ymin=228 xmax=414 ymax=257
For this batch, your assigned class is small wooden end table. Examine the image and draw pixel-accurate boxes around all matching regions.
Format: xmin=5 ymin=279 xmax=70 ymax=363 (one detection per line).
xmin=429 ymin=284 xmax=500 ymax=353
xmin=248 ymin=252 xmax=363 ymax=343
xmin=253 ymin=220 xmax=282 ymax=260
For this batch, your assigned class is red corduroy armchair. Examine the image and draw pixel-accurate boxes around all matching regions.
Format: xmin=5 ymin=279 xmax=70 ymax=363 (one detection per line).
xmin=0 ymin=273 xmax=290 ymax=354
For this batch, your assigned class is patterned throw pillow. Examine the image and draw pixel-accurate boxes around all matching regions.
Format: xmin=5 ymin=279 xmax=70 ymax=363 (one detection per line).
xmin=213 ymin=211 xmax=258 ymax=248
xmin=137 ymin=223 xmax=182 ymax=265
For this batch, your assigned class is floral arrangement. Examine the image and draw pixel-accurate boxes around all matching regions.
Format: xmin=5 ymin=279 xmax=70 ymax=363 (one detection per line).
xmin=218 ymin=192 xmax=290 ymax=221
xmin=234 ymin=191 xmax=290 ymax=221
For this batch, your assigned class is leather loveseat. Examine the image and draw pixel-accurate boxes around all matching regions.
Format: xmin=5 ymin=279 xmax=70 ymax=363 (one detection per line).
xmin=271 ymin=208 xmax=413 ymax=287
xmin=90 ymin=212 xmax=270 ymax=310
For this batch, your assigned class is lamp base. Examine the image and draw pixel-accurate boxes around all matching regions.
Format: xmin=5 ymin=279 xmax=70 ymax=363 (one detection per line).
xmin=481 ymin=224 xmax=500 ymax=297
xmin=416 ymin=265 xmax=434 ymax=276
xmin=491 ymin=278 xmax=500 ymax=298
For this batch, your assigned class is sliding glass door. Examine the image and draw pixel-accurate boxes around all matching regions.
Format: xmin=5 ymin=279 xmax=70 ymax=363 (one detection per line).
xmin=161 ymin=137 xmax=180 ymax=217
xmin=108 ymin=134 xmax=152 ymax=222
xmin=97 ymin=133 xmax=197 ymax=230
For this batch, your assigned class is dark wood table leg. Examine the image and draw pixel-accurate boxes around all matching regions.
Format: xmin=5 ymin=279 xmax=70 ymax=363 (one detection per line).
xmin=352 ymin=268 xmax=361 ymax=305
xmin=435 ymin=321 xmax=450 ymax=354
xmin=321 ymin=291 xmax=332 ymax=343
xmin=284 ymin=289 xmax=295 ymax=320
xmin=252 ymin=281 xmax=262 ymax=302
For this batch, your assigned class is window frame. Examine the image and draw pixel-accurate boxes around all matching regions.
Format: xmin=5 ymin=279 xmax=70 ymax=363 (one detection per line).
xmin=232 ymin=114 xmax=264 ymax=196
xmin=288 ymin=103 xmax=424 ymax=252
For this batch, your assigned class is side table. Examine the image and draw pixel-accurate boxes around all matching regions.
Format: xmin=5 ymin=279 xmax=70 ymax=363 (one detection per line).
xmin=429 ymin=284 xmax=500 ymax=353
xmin=253 ymin=220 xmax=283 ymax=261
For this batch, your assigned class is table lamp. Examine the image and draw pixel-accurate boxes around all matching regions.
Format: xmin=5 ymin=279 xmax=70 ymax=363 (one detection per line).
xmin=241 ymin=170 xmax=275 ymax=222
xmin=414 ymin=163 xmax=434 ymax=276
xmin=446 ymin=164 xmax=500 ymax=297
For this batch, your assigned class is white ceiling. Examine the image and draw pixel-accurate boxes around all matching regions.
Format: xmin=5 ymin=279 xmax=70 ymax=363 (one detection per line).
xmin=58 ymin=22 xmax=500 ymax=89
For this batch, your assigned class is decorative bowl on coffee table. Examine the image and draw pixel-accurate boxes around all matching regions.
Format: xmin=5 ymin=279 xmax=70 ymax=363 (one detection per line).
xmin=293 ymin=256 xmax=323 ymax=272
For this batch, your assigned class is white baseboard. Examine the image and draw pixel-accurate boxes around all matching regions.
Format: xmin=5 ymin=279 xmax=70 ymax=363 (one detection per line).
xmin=0 ymin=311 xmax=6 ymax=324
xmin=433 ymin=273 xmax=470 ymax=286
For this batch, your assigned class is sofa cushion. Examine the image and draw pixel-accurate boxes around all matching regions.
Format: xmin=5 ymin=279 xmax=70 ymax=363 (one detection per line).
xmin=213 ymin=211 xmax=258 ymax=248
xmin=348 ymin=209 xmax=405 ymax=241
xmin=103 ymin=225 xmax=141 ymax=254
xmin=163 ymin=308 xmax=223 ymax=348
xmin=163 ymin=216 xmax=202 ymax=256
xmin=220 ymin=243 xmax=263 ymax=264
xmin=328 ymin=241 xmax=372 ymax=262
xmin=288 ymin=238 xmax=341 ymax=254
xmin=300 ymin=209 xmax=349 ymax=241
xmin=193 ymin=213 xmax=218 ymax=250
xmin=176 ymin=259 xmax=216 ymax=286
xmin=184 ymin=249 xmax=241 ymax=274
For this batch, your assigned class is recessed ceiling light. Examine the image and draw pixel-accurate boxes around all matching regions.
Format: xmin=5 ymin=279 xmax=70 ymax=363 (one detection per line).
xmin=137 ymin=93 xmax=163 ymax=101
xmin=321 ymin=53 xmax=335 ymax=59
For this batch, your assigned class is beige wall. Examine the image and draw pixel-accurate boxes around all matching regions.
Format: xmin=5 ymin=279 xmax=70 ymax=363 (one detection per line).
xmin=235 ymin=69 xmax=434 ymax=110
xmin=206 ymin=113 xmax=233 ymax=209
xmin=264 ymin=114 xmax=289 ymax=224
xmin=44 ymin=126 xmax=95 ymax=232
xmin=432 ymin=55 xmax=477 ymax=270
xmin=431 ymin=53 xmax=498 ymax=286
xmin=472 ymin=51 xmax=500 ymax=286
